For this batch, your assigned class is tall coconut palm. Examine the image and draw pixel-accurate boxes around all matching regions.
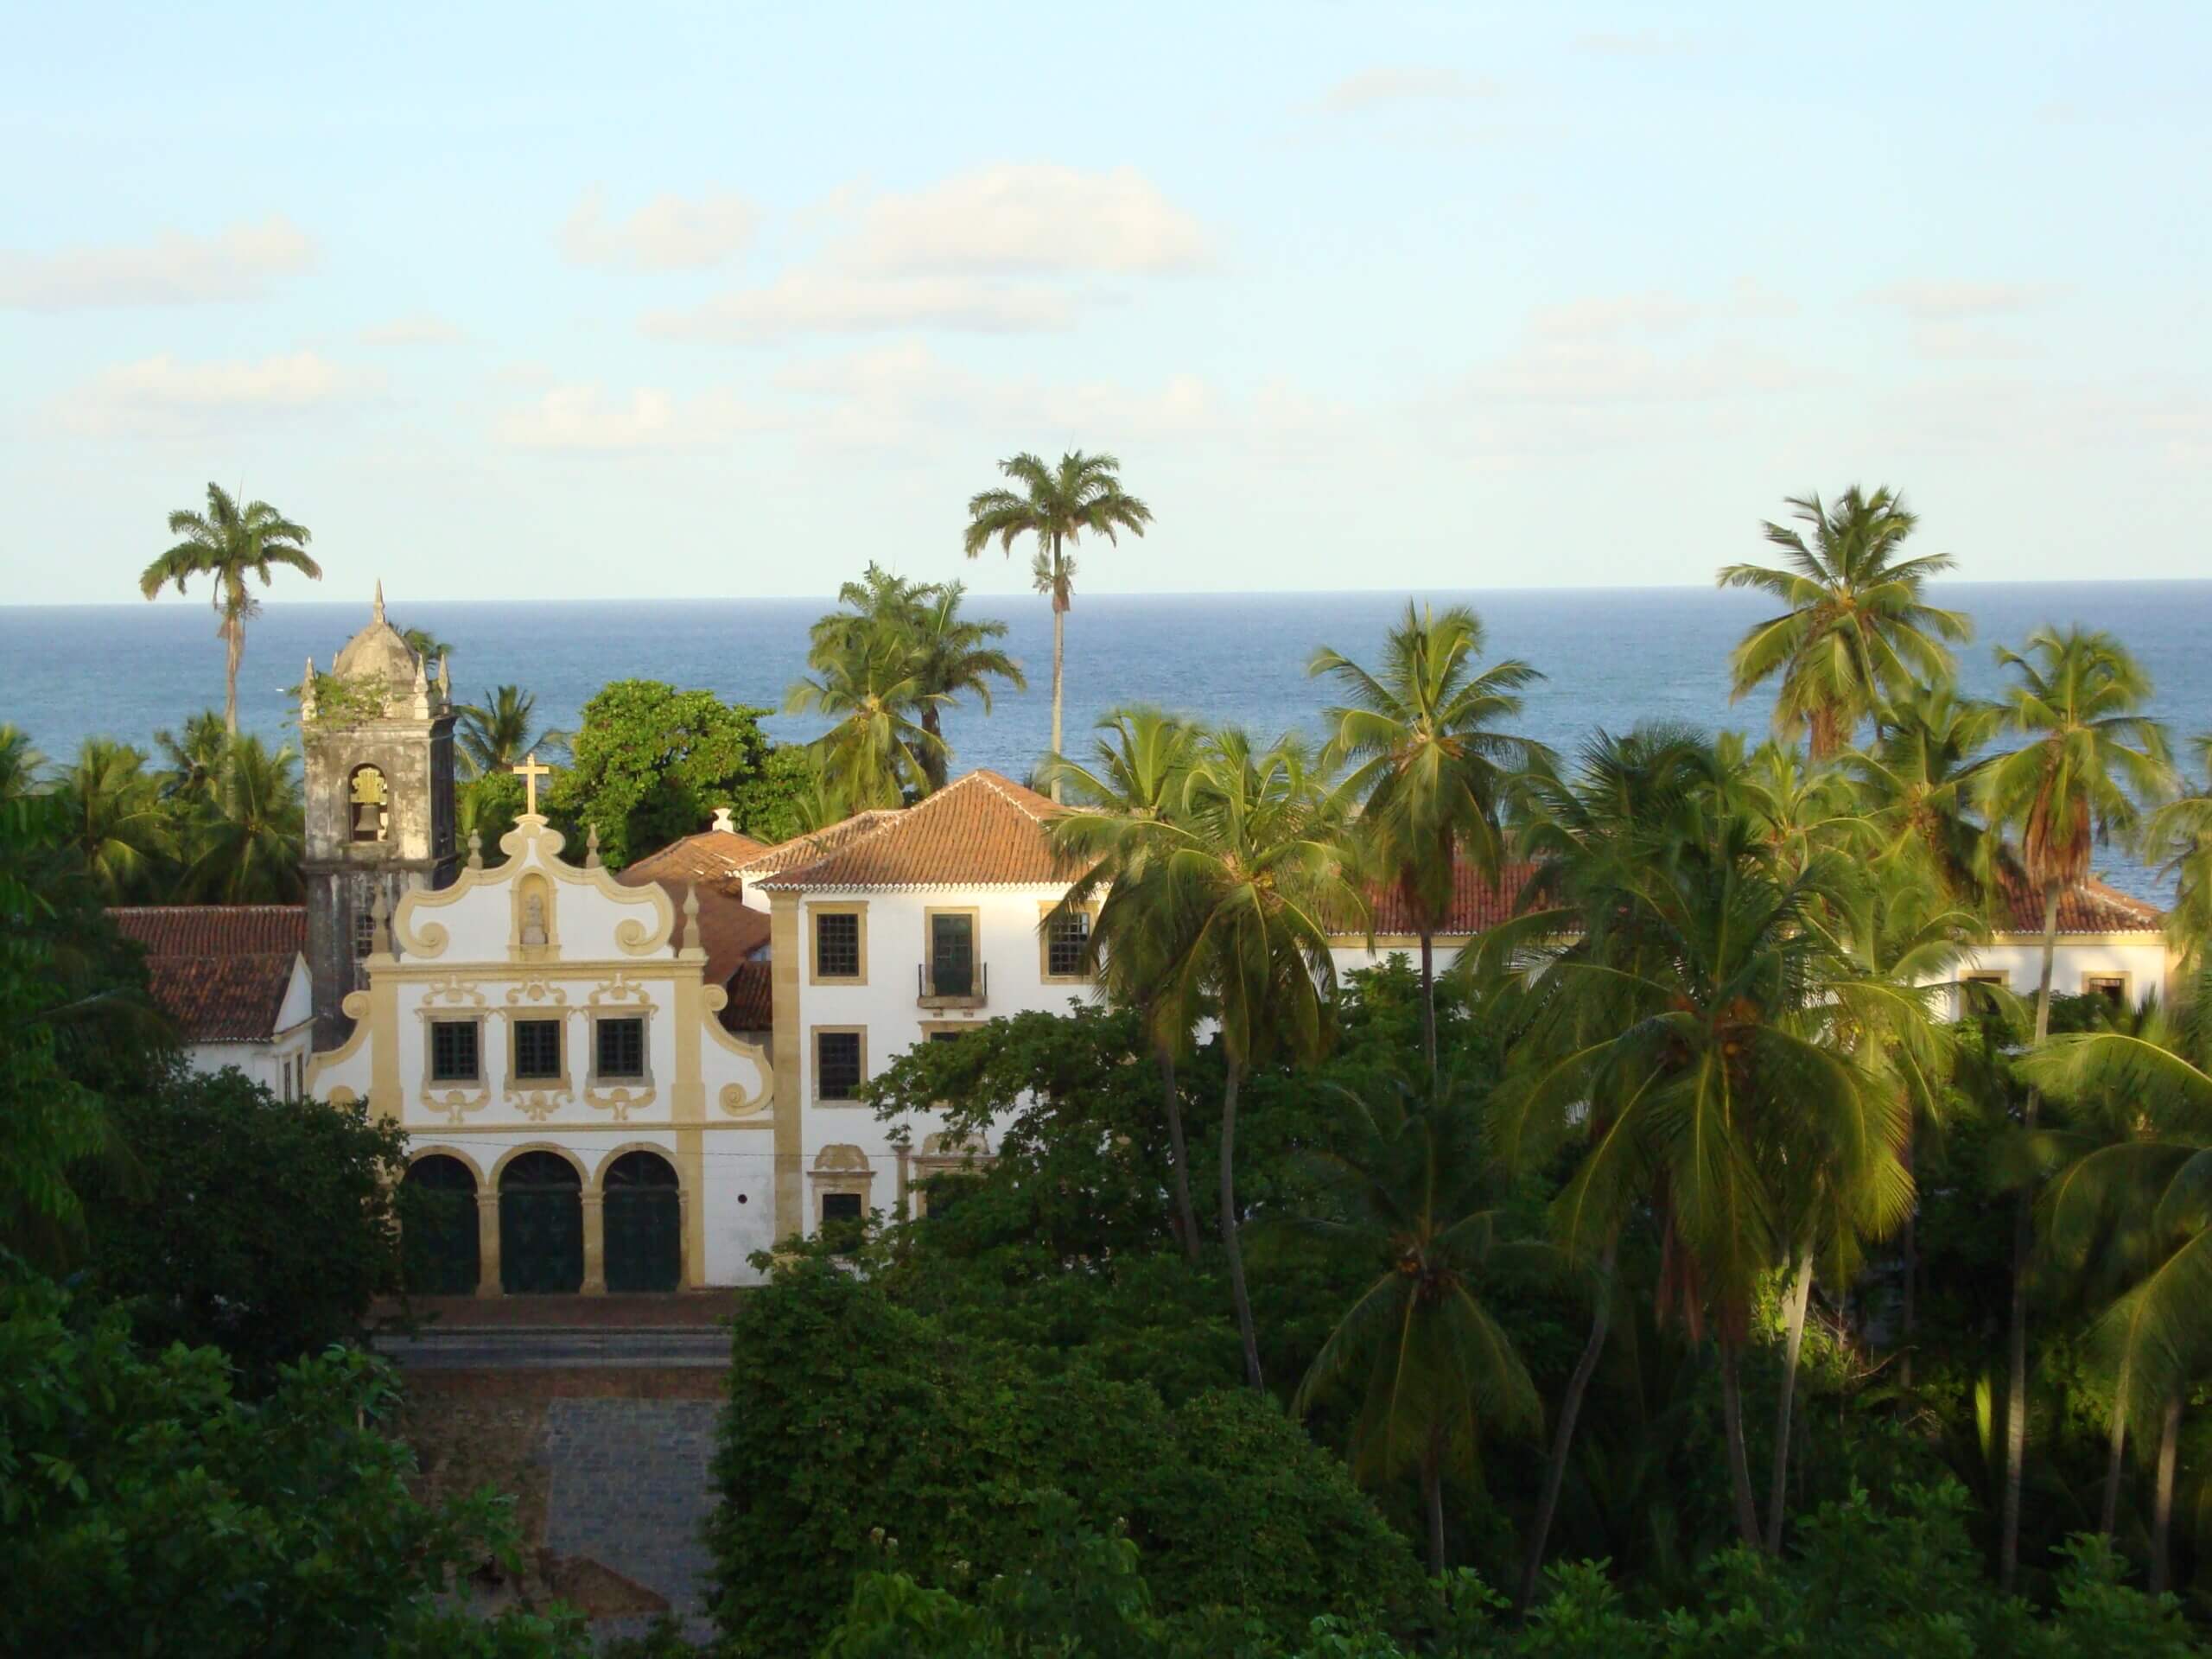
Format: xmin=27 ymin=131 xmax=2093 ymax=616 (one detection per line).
xmin=138 ymin=482 xmax=320 ymax=736
xmin=151 ymin=710 xmax=228 ymax=804
xmin=1082 ymin=728 xmax=1358 ymax=1388
xmin=1845 ymin=683 xmax=2002 ymax=904
xmin=2024 ymin=976 xmax=2212 ymax=1592
xmin=812 ymin=567 xmax=1025 ymax=790
xmin=1288 ymin=1075 xmax=1548 ymax=1576
xmin=0 ymin=726 xmax=46 ymax=804
xmin=2143 ymin=733 xmax=2212 ymax=971
xmin=1047 ymin=708 xmax=1205 ymax=1257
xmin=1980 ymin=624 xmax=2174 ymax=1586
xmin=1311 ymin=603 xmax=1550 ymax=1077
xmin=784 ymin=631 xmax=946 ymax=810
xmin=54 ymin=740 xmax=171 ymax=902
xmin=181 ymin=737 xmax=305 ymax=904
xmin=963 ymin=451 xmax=1153 ymax=801
xmin=455 ymin=686 xmax=570 ymax=780
xmin=1718 ymin=486 xmax=1969 ymax=759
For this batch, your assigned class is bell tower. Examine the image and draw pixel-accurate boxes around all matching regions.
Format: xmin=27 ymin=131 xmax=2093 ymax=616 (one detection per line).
xmin=302 ymin=582 xmax=459 ymax=1049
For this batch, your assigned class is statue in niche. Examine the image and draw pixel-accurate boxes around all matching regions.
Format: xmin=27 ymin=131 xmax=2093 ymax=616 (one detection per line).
xmin=521 ymin=888 xmax=548 ymax=948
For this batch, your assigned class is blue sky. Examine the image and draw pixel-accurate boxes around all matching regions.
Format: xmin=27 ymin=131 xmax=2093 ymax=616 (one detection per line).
xmin=6 ymin=2 xmax=2209 ymax=604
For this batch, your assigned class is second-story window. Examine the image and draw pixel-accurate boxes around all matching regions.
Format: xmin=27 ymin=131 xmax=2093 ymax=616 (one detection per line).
xmin=815 ymin=911 xmax=861 ymax=979
xmin=817 ymin=1030 xmax=862 ymax=1100
xmin=513 ymin=1019 xmax=562 ymax=1081
xmin=596 ymin=1016 xmax=645 ymax=1079
xmin=929 ymin=912 xmax=976 ymax=997
xmin=1047 ymin=911 xmax=1091 ymax=979
xmin=430 ymin=1020 xmax=480 ymax=1083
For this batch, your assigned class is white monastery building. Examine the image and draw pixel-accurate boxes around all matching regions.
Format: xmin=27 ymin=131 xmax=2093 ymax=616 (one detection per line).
xmin=126 ymin=594 xmax=2189 ymax=1299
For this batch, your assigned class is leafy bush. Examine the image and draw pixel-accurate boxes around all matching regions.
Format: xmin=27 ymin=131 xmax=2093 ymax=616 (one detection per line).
xmin=707 ymin=1256 xmax=1423 ymax=1655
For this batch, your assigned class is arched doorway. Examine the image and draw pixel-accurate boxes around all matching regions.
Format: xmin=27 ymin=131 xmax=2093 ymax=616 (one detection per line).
xmin=603 ymin=1150 xmax=681 ymax=1293
xmin=499 ymin=1151 xmax=583 ymax=1294
xmin=401 ymin=1154 xmax=480 ymax=1294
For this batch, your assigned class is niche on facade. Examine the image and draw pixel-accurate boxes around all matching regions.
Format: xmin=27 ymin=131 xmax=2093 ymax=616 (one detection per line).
xmin=511 ymin=871 xmax=559 ymax=963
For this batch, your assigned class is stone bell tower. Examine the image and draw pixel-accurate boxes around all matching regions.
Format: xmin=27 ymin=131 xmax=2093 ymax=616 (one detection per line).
xmin=301 ymin=582 xmax=459 ymax=1049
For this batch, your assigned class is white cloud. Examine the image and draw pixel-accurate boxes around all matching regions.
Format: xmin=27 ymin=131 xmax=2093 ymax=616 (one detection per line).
xmin=1526 ymin=280 xmax=1796 ymax=340
xmin=561 ymin=187 xmax=758 ymax=270
xmin=838 ymin=164 xmax=1209 ymax=275
xmin=1862 ymin=281 xmax=2057 ymax=321
xmin=644 ymin=270 xmax=1076 ymax=340
xmin=0 ymin=215 xmax=315 ymax=309
xmin=494 ymin=385 xmax=763 ymax=451
xmin=1910 ymin=322 xmax=2034 ymax=361
xmin=59 ymin=350 xmax=371 ymax=434
xmin=1574 ymin=30 xmax=1701 ymax=57
xmin=360 ymin=313 xmax=465 ymax=346
xmin=1315 ymin=67 xmax=1502 ymax=113
xmin=1464 ymin=338 xmax=1817 ymax=405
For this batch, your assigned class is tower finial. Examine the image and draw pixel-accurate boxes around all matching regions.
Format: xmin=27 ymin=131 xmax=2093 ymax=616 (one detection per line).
xmin=585 ymin=823 xmax=602 ymax=869
xmin=372 ymin=580 xmax=385 ymax=626
xmin=301 ymin=657 xmax=318 ymax=721
xmin=467 ymin=830 xmax=483 ymax=872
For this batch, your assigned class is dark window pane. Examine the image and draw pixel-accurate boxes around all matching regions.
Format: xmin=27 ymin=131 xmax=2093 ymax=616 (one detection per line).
xmin=514 ymin=1019 xmax=562 ymax=1080
xmin=596 ymin=1017 xmax=645 ymax=1078
xmin=928 ymin=1029 xmax=964 ymax=1044
xmin=816 ymin=912 xmax=861 ymax=977
xmin=821 ymin=1192 xmax=862 ymax=1221
xmin=930 ymin=912 xmax=975 ymax=995
xmin=817 ymin=1031 xmax=862 ymax=1099
xmin=1048 ymin=911 xmax=1090 ymax=977
xmin=353 ymin=912 xmax=375 ymax=958
xmin=430 ymin=1020 xmax=480 ymax=1082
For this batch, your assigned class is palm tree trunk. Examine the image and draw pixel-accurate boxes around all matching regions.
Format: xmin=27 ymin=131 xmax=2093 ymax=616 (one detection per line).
xmin=1218 ymin=1058 xmax=1263 ymax=1391
xmin=1899 ymin=1210 xmax=1917 ymax=1394
xmin=1999 ymin=880 xmax=2063 ymax=1590
xmin=1719 ymin=1340 xmax=1762 ymax=1548
xmin=1160 ymin=1051 xmax=1199 ymax=1262
xmin=1421 ymin=1426 xmax=1448 ymax=1579
xmin=1518 ymin=1234 xmax=1617 ymax=1611
xmin=919 ymin=703 xmax=949 ymax=791
xmin=220 ymin=604 xmax=244 ymax=738
xmin=1765 ymin=1251 xmax=1816 ymax=1554
xmin=1046 ymin=537 xmax=1066 ymax=804
xmin=2101 ymin=1367 xmax=2129 ymax=1541
xmin=1418 ymin=925 xmax=1438 ymax=1083
xmin=2152 ymin=1390 xmax=2183 ymax=1596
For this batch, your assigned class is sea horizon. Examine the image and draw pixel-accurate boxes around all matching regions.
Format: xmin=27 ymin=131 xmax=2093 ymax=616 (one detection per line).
xmin=6 ymin=579 xmax=2205 ymax=905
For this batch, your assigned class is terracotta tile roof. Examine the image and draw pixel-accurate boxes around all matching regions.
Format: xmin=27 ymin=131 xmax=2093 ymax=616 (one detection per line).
xmin=614 ymin=861 xmax=772 ymax=993
xmin=620 ymin=829 xmax=772 ymax=887
xmin=1350 ymin=860 xmax=1544 ymax=938
xmin=754 ymin=772 xmax=1066 ymax=890
xmin=730 ymin=811 xmax=903 ymax=880
xmin=109 ymin=906 xmax=307 ymax=1043
xmin=1992 ymin=871 xmax=2164 ymax=936
xmin=722 ymin=961 xmax=773 ymax=1032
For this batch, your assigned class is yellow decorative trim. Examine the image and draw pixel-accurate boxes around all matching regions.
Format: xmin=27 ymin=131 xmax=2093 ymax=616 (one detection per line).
xmin=771 ymin=892 xmax=803 ymax=1230
xmin=394 ymin=814 xmax=675 ymax=961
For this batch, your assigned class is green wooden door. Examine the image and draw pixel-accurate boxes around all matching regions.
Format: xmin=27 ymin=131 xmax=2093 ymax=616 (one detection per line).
xmin=603 ymin=1150 xmax=681 ymax=1293
xmin=499 ymin=1152 xmax=582 ymax=1294
xmin=401 ymin=1155 xmax=480 ymax=1295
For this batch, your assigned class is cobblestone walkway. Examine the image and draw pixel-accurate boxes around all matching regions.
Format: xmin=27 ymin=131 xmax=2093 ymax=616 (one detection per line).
xmin=541 ymin=1399 xmax=722 ymax=1644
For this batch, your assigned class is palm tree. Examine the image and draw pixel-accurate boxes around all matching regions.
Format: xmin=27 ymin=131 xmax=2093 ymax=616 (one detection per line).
xmin=399 ymin=624 xmax=453 ymax=666
xmin=1047 ymin=708 xmax=1205 ymax=1257
xmin=1845 ymin=683 xmax=2001 ymax=903
xmin=0 ymin=726 xmax=46 ymax=804
xmin=151 ymin=710 xmax=228 ymax=803
xmin=785 ymin=631 xmax=946 ymax=809
xmin=1980 ymin=624 xmax=2174 ymax=1587
xmin=2143 ymin=733 xmax=2212 ymax=971
xmin=1288 ymin=1075 xmax=1548 ymax=1576
xmin=2025 ymin=976 xmax=2212 ymax=1592
xmin=139 ymin=482 xmax=320 ymax=736
xmin=963 ymin=452 xmax=1153 ymax=801
xmin=812 ymin=567 xmax=1025 ymax=790
xmin=1718 ymin=486 xmax=1970 ymax=759
xmin=181 ymin=737 xmax=305 ymax=904
xmin=455 ymin=686 xmax=570 ymax=780
xmin=1075 ymin=728 xmax=1358 ymax=1388
xmin=54 ymin=740 xmax=171 ymax=902
xmin=1311 ymin=603 xmax=1550 ymax=1077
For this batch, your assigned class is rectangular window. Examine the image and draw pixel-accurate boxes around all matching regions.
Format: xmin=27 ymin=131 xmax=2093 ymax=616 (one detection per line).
xmin=821 ymin=1192 xmax=863 ymax=1223
xmin=429 ymin=1020 xmax=480 ymax=1083
xmin=930 ymin=912 xmax=976 ymax=997
xmin=817 ymin=1030 xmax=863 ymax=1100
xmin=2084 ymin=975 xmax=2128 ymax=1007
xmin=1047 ymin=910 xmax=1091 ymax=979
xmin=815 ymin=911 xmax=861 ymax=979
xmin=928 ymin=1029 xmax=965 ymax=1044
xmin=513 ymin=1019 xmax=563 ymax=1081
xmin=595 ymin=1016 xmax=645 ymax=1079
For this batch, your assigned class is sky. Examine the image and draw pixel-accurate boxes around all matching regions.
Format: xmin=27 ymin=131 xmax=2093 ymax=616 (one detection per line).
xmin=5 ymin=2 xmax=2209 ymax=605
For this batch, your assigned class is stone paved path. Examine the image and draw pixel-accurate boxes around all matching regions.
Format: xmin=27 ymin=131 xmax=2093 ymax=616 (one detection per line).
xmin=382 ymin=1327 xmax=729 ymax=1369
xmin=541 ymin=1399 xmax=723 ymax=1645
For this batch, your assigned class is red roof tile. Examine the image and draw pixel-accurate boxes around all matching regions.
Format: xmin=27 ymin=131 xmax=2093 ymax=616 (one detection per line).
xmin=109 ymin=906 xmax=308 ymax=1043
xmin=731 ymin=811 xmax=902 ymax=880
xmin=1992 ymin=871 xmax=2164 ymax=936
xmin=1354 ymin=860 xmax=1543 ymax=938
xmin=756 ymin=772 xmax=1065 ymax=890
xmin=722 ymin=961 xmax=773 ymax=1033
xmin=620 ymin=829 xmax=772 ymax=887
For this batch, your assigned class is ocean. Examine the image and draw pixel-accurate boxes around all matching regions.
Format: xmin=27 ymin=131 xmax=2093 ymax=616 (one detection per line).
xmin=5 ymin=582 xmax=2206 ymax=902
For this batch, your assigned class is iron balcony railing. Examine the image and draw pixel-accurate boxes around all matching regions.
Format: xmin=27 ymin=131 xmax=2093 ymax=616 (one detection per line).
xmin=918 ymin=961 xmax=988 ymax=1003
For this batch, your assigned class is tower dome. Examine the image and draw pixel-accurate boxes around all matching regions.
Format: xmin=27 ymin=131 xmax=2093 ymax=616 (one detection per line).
xmin=331 ymin=581 xmax=422 ymax=692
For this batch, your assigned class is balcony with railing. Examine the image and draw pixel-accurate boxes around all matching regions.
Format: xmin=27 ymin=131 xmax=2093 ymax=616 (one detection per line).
xmin=917 ymin=959 xmax=988 ymax=1009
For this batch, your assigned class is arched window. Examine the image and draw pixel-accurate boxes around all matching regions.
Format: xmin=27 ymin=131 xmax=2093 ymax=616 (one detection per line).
xmin=499 ymin=1152 xmax=582 ymax=1294
xmin=603 ymin=1151 xmax=681 ymax=1293
xmin=349 ymin=765 xmax=389 ymax=842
